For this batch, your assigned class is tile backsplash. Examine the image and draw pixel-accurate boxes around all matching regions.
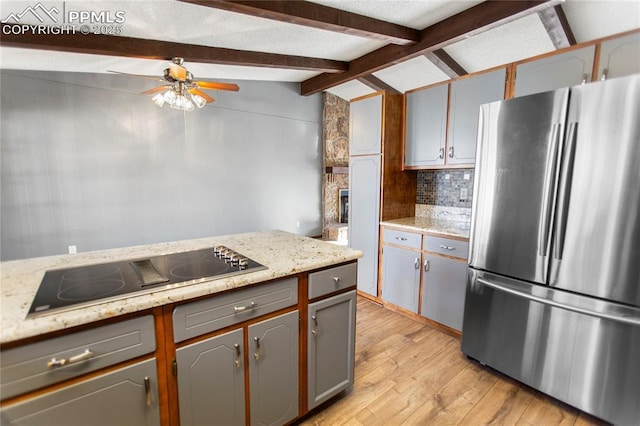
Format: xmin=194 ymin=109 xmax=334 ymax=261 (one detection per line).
xmin=417 ymin=169 xmax=474 ymax=208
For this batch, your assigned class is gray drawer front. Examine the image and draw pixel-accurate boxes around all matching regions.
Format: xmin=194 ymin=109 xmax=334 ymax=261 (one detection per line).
xmin=173 ymin=277 xmax=298 ymax=343
xmin=308 ymin=263 xmax=357 ymax=299
xmin=1 ymin=315 xmax=155 ymax=399
xmin=1 ymin=358 xmax=160 ymax=425
xmin=424 ymin=236 xmax=469 ymax=260
xmin=383 ymin=229 xmax=422 ymax=250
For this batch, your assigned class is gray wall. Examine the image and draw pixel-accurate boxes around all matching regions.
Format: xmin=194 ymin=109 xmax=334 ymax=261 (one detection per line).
xmin=0 ymin=70 xmax=323 ymax=260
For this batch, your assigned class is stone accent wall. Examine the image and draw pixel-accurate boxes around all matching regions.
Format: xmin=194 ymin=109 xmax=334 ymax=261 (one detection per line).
xmin=322 ymin=93 xmax=350 ymax=238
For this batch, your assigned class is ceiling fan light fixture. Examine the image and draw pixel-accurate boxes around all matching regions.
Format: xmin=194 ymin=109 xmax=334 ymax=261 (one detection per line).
xmin=170 ymin=94 xmax=195 ymax=112
xmin=151 ymin=93 xmax=165 ymax=107
xmin=190 ymin=93 xmax=207 ymax=109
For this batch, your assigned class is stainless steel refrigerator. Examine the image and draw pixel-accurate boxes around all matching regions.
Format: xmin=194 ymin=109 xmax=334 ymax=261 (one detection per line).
xmin=461 ymin=74 xmax=640 ymax=425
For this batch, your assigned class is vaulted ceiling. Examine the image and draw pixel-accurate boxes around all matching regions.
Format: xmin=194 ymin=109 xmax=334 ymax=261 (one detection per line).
xmin=1 ymin=0 xmax=639 ymax=100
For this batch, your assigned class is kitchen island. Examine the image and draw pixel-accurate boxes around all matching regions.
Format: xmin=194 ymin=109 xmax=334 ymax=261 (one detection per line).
xmin=0 ymin=230 xmax=362 ymax=426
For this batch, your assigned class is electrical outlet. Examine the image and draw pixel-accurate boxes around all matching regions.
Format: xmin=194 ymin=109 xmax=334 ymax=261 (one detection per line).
xmin=296 ymin=221 xmax=300 ymax=228
xmin=460 ymin=188 xmax=468 ymax=200
xmin=68 ymin=245 xmax=77 ymax=254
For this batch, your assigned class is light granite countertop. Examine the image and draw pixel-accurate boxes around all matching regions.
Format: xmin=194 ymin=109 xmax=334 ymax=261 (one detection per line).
xmin=380 ymin=216 xmax=471 ymax=239
xmin=0 ymin=230 xmax=362 ymax=345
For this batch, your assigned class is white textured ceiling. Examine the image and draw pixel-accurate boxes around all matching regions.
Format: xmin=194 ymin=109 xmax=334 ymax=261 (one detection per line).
xmin=1 ymin=0 xmax=639 ymax=101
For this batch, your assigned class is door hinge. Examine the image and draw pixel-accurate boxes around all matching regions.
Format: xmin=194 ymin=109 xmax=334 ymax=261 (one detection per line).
xmin=172 ymin=358 xmax=178 ymax=377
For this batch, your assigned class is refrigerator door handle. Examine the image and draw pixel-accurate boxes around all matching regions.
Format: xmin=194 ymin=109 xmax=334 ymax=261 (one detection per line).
xmin=537 ymin=123 xmax=561 ymax=258
xmin=477 ymin=277 xmax=640 ymax=326
xmin=553 ymin=122 xmax=579 ymax=260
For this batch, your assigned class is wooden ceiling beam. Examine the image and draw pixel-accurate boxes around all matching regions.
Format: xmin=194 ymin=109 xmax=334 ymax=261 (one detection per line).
xmin=424 ymin=49 xmax=468 ymax=78
xmin=357 ymin=75 xmax=400 ymax=94
xmin=0 ymin=23 xmax=347 ymax=73
xmin=538 ymin=5 xmax=577 ymax=48
xmin=301 ymin=1 xmax=559 ymax=95
xmin=179 ymin=0 xmax=420 ymax=45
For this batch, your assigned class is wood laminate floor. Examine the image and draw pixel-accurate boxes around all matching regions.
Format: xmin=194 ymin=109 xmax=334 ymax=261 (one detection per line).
xmin=299 ymin=297 xmax=608 ymax=426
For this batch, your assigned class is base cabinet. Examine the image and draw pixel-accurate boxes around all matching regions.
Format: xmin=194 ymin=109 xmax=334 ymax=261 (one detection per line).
xmin=381 ymin=245 xmax=421 ymax=313
xmin=176 ymin=311 xmax=299 ymax=426
xmin=421 ymin=254 xmax=468 ymax=331
xmin=0 ymin=359 xmax=160 ymax=426
xmin=248 ymin=311 xmax=299 ymax=426
xmin=176 ymin=329 xmax=245 ymax=426
xmin=307 ymin=291 xmax=356 ymax=410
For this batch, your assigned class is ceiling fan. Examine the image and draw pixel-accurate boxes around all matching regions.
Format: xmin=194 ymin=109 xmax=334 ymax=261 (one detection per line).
xmin=108 ymin=57 xmax=239 ymax=111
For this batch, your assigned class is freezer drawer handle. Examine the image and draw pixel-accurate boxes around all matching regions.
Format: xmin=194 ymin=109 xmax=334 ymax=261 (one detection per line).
xmin=439 ymin=244 xmax=455 ymax=250
xmin=478 ymin=278 xmax=640 ymax=326
xmin=47 ymin=349 xmax=94 ymax=369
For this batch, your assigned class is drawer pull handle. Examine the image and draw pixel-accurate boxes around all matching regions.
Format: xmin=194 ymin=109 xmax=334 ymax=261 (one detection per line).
xmin=333 ymin=276 xmax=340 ymax=284
xmin=234 ymin=302 xmax=257 ymax=313
xmin=234 ymin=344 xmax=241 ymax=368
xmin=47 ymin=349 xmax=94 ymax=369
xmin=395 ymin=237 xmax=408 ymax=241
xmin=254 ymin=337 xmax=261 ymax=360
xmin=439 ymin=244 xmax=455 ymax=250
xmin=311 ymin=315 xmax=318 ymax=336
xmin=144 ymin=376 xmax=153 ymax=407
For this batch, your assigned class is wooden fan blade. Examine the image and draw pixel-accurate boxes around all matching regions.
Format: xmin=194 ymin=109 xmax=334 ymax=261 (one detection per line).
xmin=141 ymin=86 xmax=171 ymax=95
xmin=107 ymin=70 xmax=165 ymax=82
xmin=169 ymin=63 xmax=188 ymax=81
xmin=188 ymin=88 xmax=215 ymax=103
xmin=195 ymin=81 xmax=239 ymax=92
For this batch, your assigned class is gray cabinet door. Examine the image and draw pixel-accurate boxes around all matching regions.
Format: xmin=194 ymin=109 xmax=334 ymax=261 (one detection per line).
xmin=597 ymin=32 xmax=640 ymax=80
xmin=307 ymin=291 xmax=356 ymax=410
xmin=176 ymin=329 xmax=245 ymax=426
xmin=348 ymin=155 xmax=381 ymax=297
xmin=421 ymin=254 xmax=468 ymax=331
xmin=514 ymin=45 xmax=596 ymax=97
xmin=448 ymin=69 xmax=506 ymax=165
xmin=0 ymin=359 xmax=160 ymax=426
xmin=404 ymin=84 xmax=448 ymax=167
xmin=349 ymin=94 xmax=382 ymax=156
xmin=381 ymin=245 xmax=421 ymax=313
xmin=249 ymin=311 xmax=299 ymax=426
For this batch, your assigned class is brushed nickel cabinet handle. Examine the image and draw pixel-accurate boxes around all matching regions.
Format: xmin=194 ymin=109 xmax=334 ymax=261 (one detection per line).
xmin=449 ymin=146 xmax=454 ymax=158
xmin=47 ymin=349 xmax=94 ymax=369
xmin=311 ymin=315 xmax=318 ymax=336
xmin=234 ymin=343 xmax=241 ymax=368
xmin=581 ymin=73 xmax=589 ymax=84
xmin=254 ymin=337 xmax=261 ymax=360
xmin=601 ymin=68 xmax=608 ymax=81
xmin=333 ymin=276 xmax=340 ymax=284
xmin=234 ymin=302 xmax=256 ymax=313
xmin=439 ymin=244 xmax=455 ymax=250
xmin=144 ymin=376 xmax=153 ymax=407
xmin=439 ymin=147 xmax=445 ymax=159
xmin=395 ymin=236 xmax=407 ymax=241
xmin=414 ymin=258 xmax=419 ymax=269
xmin=424 ymin=260 xmax=430 ymax=272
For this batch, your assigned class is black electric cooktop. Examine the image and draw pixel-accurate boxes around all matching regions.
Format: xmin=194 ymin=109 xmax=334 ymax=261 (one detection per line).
xmin=28 ymin=246 xmax=266 ymax=317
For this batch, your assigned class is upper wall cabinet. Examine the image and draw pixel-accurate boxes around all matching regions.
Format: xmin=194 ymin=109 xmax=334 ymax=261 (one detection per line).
xmin=404 ymin=68 xmax=505 ymax=169
xmin=597 ymin=32 xmax=640 ymax=81
xmin=404 ymin=83 xmax=448 ymax=168
xmin=447 ymin=68 xmax=506 ymax=165
xmin=514 ymin=45 xmax=596 ymax=97
xmin=349 ymin=94 xmax=382 ymax=156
